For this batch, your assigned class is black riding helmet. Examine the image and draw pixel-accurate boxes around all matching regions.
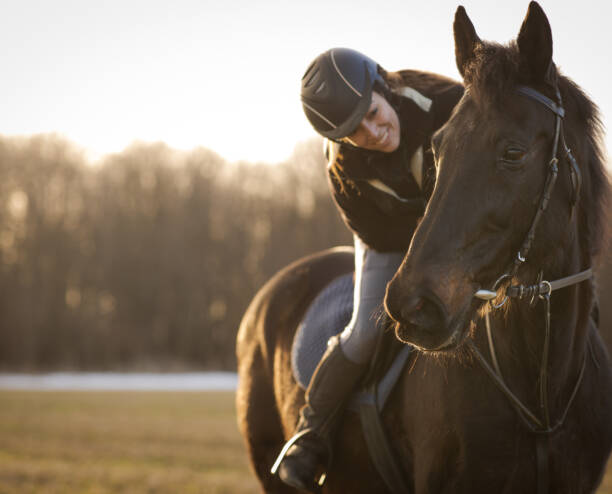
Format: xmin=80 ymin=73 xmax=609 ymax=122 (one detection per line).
xmin=301 ymin=48 xmax=386 ymax=140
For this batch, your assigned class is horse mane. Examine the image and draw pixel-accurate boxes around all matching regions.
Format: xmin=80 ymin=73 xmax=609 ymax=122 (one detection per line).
xmin=463 ymin=40 xmax=610 ymax=265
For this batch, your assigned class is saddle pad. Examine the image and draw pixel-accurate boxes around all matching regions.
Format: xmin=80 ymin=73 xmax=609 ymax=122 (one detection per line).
xmin=291 ymin=273 xmax=354 ymax=389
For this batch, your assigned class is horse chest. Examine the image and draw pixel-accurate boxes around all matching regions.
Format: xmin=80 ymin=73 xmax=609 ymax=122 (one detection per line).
xmin=393 ymin=362 xmax=612 ymax=494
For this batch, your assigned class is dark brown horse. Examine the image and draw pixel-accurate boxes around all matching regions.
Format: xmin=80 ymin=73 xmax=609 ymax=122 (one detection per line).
xmin=237 ymin=3 xmax=612 ymax=493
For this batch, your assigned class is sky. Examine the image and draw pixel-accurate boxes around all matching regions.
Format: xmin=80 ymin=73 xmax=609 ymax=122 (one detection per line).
xmin=0 ymin=0 xmax=611 ymax=164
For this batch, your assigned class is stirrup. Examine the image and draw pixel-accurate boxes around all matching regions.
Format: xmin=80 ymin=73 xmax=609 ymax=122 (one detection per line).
xmin=270 ymin=428 xmax=328 ymax=488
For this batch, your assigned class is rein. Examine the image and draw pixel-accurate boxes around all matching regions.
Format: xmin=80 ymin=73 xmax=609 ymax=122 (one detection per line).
xmin=470 ymin=84 xmax=592 ymax=493
xmin=470 ymin=270 xmax=589 ymax=433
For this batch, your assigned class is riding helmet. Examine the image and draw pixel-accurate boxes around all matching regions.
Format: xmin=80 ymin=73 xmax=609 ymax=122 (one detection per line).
xmin=301 ymin=48 xmax=386 ymax=140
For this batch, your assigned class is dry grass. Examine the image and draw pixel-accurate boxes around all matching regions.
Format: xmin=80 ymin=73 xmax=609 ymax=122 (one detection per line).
xmin=0 ymin=390 xmax=610 ymax=493
xmin=0 ymin=391 xmax=259 ymax=494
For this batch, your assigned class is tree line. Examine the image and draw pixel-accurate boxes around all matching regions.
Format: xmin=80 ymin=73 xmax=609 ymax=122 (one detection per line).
xmin=0 ymin=134 xmax=609 ymax=371
xmin=0 ymin=135 xmax=351 ymax=370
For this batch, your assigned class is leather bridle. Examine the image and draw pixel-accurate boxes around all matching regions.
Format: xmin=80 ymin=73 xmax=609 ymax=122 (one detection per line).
xmin=469 ymin=84 xmax=592 ymax=494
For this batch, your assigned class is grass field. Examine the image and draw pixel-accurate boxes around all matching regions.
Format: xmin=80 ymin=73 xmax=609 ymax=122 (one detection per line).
xmin=0 ymin=390 xmax=610 ymax=493
xmin=0 ymin=391 xmax=259 ymax=494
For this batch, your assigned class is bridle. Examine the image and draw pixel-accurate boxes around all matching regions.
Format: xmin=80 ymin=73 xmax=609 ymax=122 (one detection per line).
xmin=468 ymin=84 xmax=592 ymax=494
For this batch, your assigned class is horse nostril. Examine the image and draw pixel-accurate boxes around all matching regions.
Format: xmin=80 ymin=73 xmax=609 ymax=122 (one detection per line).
xmin=400 ymin=295 xmax=444 ymax=331
xmin=400 ymin=296 xmax=424 ymax=322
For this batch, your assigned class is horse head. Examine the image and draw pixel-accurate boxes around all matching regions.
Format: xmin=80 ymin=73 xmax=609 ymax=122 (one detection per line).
xmin=385 ymin=1 xmax=608 ymax=352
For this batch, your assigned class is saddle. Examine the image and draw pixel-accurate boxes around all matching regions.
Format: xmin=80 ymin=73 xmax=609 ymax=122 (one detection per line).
xmin=292 ymin=273 xmax=353 ymax=389
xmin=291 ymin=273 xmax=410 ymax=407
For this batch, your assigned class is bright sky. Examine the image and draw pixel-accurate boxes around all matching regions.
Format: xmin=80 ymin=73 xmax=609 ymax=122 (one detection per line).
xmin=1 ymin=0 xmax=611 ymax=164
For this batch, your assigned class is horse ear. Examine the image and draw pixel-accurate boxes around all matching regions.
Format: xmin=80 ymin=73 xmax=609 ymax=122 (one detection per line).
xmin=453 ymin=5 xmax=481 ymax=79
xmin=517 ymin=1 xmax=554 ymax=83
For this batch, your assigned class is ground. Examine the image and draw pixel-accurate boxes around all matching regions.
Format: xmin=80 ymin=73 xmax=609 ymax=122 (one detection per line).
xmin=0 ymin=390 xmax=610 ymax=493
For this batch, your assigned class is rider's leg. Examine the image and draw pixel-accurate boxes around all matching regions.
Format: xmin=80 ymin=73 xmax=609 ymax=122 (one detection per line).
xmin=338 ymin=239 xmax=405 ymax=364
xmin=275 ymin=237 xmax=404 ymax=491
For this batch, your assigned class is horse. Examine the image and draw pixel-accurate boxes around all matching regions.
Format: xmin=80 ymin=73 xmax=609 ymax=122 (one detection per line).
xmin=236 ymin=3 xmax=612 ymax=493
xmin=384 ymin=2 xmax=612 ymax=493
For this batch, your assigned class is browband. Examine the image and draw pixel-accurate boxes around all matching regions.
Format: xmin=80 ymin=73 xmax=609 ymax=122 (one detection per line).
xmin=516 ymin=86 xmax=565 ymax=118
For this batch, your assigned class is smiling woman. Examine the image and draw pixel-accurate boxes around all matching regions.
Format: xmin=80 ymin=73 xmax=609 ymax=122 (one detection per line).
xmin=343 ymin=92 xmax=401 ymax=152
xmin=251 ymin=46 xmax=465 ymax=491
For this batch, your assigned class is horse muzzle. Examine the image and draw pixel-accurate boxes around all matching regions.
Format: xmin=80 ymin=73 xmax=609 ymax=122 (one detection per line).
xmin=384 ymin=267 xmax=476 ymax=351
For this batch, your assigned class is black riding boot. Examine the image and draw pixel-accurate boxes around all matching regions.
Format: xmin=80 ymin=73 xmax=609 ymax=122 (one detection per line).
xmin=272 ymin=336 xmax=367 ymax=492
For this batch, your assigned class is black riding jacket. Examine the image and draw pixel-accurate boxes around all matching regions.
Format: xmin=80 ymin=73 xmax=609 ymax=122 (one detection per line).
xmin=326 ymin=70 xmax=464 ymax=252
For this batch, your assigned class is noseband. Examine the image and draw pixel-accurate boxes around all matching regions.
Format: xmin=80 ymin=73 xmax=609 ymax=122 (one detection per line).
xmin=469 ymin=84 xmax=593 ymax=494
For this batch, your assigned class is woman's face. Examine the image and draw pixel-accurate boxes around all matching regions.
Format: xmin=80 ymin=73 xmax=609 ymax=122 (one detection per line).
xmin=343 ymin=91 xmax=400 ymax=152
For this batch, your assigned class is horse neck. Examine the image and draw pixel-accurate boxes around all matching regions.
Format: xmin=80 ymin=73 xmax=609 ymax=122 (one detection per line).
xmin=485 ymin=225 xmax=592 ymax=411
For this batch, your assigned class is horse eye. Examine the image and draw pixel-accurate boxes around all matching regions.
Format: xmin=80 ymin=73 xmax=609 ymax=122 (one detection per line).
xmin=501 ymin=147 xmax=526 ymax=164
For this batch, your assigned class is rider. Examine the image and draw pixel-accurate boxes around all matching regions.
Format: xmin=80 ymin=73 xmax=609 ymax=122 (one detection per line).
xmin=274 ymin=48 xmax=464 ymax=491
